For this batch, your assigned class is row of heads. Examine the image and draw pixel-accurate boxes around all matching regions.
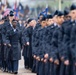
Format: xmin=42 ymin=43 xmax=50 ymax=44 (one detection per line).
xmin=27 ymin=10 xmax=65 ymax=24
xmin=1 ymin=4 xmax=76 ymax=23
xmin=38 ymin=4 xmax=76 ymax=21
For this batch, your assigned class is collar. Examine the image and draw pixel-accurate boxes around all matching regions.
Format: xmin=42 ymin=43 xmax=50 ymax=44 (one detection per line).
xmin=13 ymin=28 xmax=16 ymax=32
xmin=54 ymin=23 xmax=57 ymax=26
xmin=10 ymin=22 xmax=13 ymax=27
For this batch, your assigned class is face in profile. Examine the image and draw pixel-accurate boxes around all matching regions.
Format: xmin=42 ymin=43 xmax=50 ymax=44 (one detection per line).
xmin=41 ymin=20 xmax=47 ymax=27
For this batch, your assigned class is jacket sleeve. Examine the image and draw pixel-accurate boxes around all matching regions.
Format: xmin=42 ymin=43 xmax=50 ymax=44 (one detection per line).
xmin=2 ymin=25 xmax=7 ymax=43
xmin=21 ymin=28 xmax=27 ymax=46
xmin=32 ymin=30 xmax=40 ymax=56
xmin=49 ymin=29 xmax=58 ymax=60
xmin=24 ymin=28 xmax=29 ymax=43
xmin=32 ymin=30 xmax=38 ymax=56
xmin=70 ymin=26 xmax=76 ymax=59
xmin=58 ymin=27 xmax=68 ymax=60
xmin=6 ymin=31 xmax=10 ymax=44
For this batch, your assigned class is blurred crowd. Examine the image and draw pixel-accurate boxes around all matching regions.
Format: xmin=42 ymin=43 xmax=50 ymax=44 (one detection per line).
xmin=0 ymin=0 xmax=57 ymax=21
